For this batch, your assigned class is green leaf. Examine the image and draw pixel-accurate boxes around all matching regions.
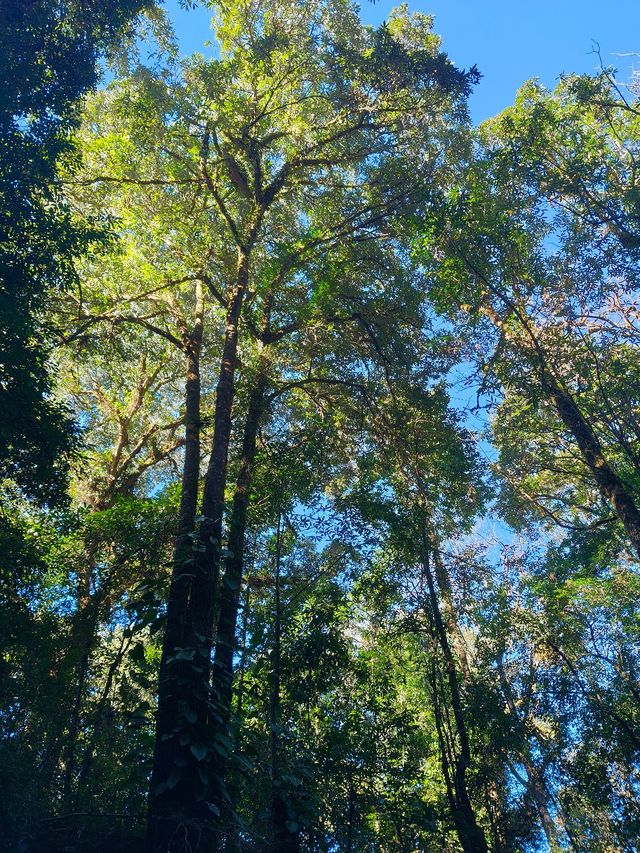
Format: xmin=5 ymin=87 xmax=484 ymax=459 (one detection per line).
xmin=166 ymin=767 xmax=181 ymax=790
xmin=190 ymin=744 xmax=208 ymax=761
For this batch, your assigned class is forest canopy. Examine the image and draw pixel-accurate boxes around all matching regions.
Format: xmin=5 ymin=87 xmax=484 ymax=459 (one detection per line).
xmin=1 ymin=2 xmax=639 ymax=852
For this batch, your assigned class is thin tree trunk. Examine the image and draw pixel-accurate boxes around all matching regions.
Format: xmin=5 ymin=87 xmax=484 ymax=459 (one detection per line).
xmin=212 ymin=367 xmax=269 ymax=731
xmin=61 ymin=601 xmax=98 ymax=807
xmin=62 ymin=558 xmax=113 ymax=808
xmin=425 ymin=530 xmax=511 ymax=851
xmin=75 ymin=625 xmax=133 ymax=797
xmin=39 ymin=565 xmax=107 ymax=800
xmin=429 ymin=540 xmax=471 ymax=680
xmin=268 ymin=516 xmax=299 ymax=853
xmin=485 ymin=780 xmax=510 ymax=853
xmin=421 ymin=535 xmax=488 ymax=853
xmin=345 ymin=778 xmax=355 ymax=853
xmin=204 ymin=281 xmax=274 ymax=843
xmin=270 ymin=513 xmax=282 ymax=842
xmin=196 ymin=248 xmax=251 ymax=632
xmin=234 ymin=558 xmax=253 ymax=720
xmin=496 ymin=651 xmax=563 ymax=849
xmin=224 ymin=550 xmax=254 ymax=853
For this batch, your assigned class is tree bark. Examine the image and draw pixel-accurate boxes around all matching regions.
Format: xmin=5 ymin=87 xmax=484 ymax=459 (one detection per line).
xmin=543 ymin=376 xmax=640 ymax=558
xmin=212 ymin=368 xmax=269 ymax=732
xmin=480 ymin=296 xmax=640 ymax=557
xmin=268 ymin=516 xmax=300 ymax=853
xmin=148 ymin=248 xmax=254 ymax=851
xmin=421 ymin=535 xmax=488 ymax=853
xmin=207 ymin=365 xmax=269 ymax=842
xmin=146 ymin=283 xmax=207 ymax=852
xmin=193 ymin=249 xmax=251 ymax=657
xmin=203 ymin=281 xmax=275 ymax=845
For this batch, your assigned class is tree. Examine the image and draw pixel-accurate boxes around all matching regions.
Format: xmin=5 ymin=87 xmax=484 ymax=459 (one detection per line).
xmin=7 ymin=7 xmax=640 ymax=853
xmin=0 ymin=0 xmax=158 ymax=501
xmin=69 ymin=3 xmax=477 ymax=848
xmin=419 ymin=69 xmax=640 ymax=558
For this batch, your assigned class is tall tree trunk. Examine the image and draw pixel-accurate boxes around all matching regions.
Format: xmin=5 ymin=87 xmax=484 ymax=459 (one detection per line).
xmin=207 ymin=365 xmax=268 ymax=843
xmin=429 ymin=536 xmax=471 ymax=680
xmin=204 ymin=282 xmax=274 ymax=844
xmin=224 ymin=536 xmax=257 ymax=853
xmin=147 ymin=238 xmax=258 ymax=851
xmin=421 ymin=534 xmax=488 ymax=853
xmin=485 ymin=780 xmax=510 ymax=853
xmin=61 ymin=548 xmax=117 ymax=808
xmin=234 ymin=558 xmax=253 ymax=721
xmin=496 ymin=652 xmax=562 ymax=849
xmin=424 ymin=525 xmax=512 ymax=850
xmin=61 ymin=594 xmax=99 ymax=807
xmin=480 ymin=297 xmax=640 ymax=557
xmin=223 ymin=551 xmax=253 ymax=853
xmin=189 ymin=251 xmax=249 ymax=646
xmin=268 ymin=516 xmax=299 ymax=853
xmin=75 ymin=624 xmax=133 ymax=796
xmin=212 ymin=367 xmax=269 ymax=730
xmin=543 ymin=376 xmax=640 ymax=558
xmin=39 ymin=555 xmax=110 ymax=800
xmin=146 ymin=284 xmax=206 ymax=852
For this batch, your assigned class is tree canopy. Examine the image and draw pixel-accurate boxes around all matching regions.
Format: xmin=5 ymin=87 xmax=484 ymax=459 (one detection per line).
xmin=1 ymin=3 xmax=639 ymax=852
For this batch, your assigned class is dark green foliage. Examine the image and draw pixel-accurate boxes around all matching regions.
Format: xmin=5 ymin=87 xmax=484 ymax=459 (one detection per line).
xmin=1 ymin=4 xmax=640 ymax=852
xmin=0 ymin=0 xmax=154 ymax=501
xmin=0 ymin=494 xmax=176 ymax=852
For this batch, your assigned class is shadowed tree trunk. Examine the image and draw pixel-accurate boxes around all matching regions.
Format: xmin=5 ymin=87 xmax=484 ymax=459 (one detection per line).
xmin=420 ymin=531 xmax=488 ymax=853
xmin=202 ymin=283 xmax=280 ymax=845
xmin=146 ymin=282 xmax=208 ymax=851
xmin=194 ymin=248 xmax=252 ymax=653
xmin=268 ymin=515 xmax=300 ymax=853
xmin=543 ymin=376 xmax=640 ymax=558
xmin=208 ymin=363 xmax=269 ymax=844
xmin=480 ymin=296 xmax=640 ymax=558
xmin=75 ymin=626 xmax=134 ymax=796
xmin=148 ymin=243 xmax=266 ymax=851
xmin=61 ymin=587 xmax=101 ymax=807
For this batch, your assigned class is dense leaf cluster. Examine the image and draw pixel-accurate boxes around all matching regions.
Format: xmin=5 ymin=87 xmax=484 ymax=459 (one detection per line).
xmin=1 ymin=3 xmax=639 ymax=852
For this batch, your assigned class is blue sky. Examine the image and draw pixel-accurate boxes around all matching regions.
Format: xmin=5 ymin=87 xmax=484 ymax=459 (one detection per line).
xmin=165 ymin=0 xmax=640 ymax=123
